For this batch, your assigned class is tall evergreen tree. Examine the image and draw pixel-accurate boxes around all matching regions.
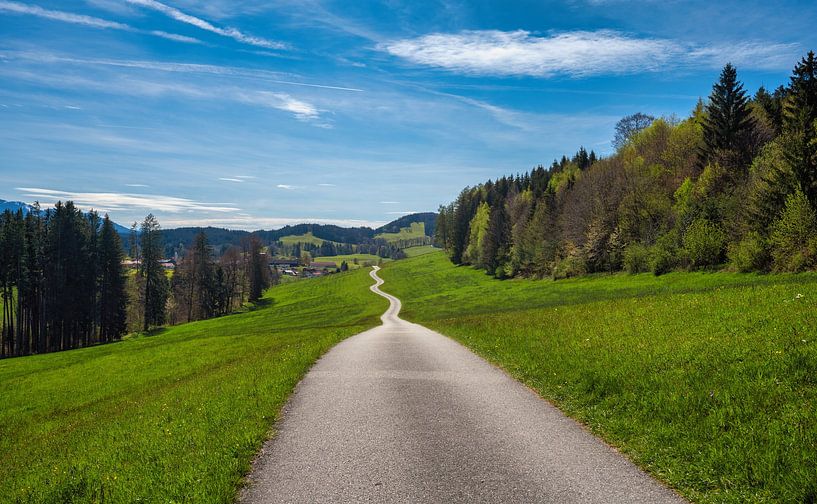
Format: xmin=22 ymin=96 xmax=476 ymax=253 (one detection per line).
xmin=702 ymin=63 xmax=753 ymax=167
xmin=139 ymin=214 xmax=167 ymax=330
xmin=98 ymin=215 xmax=127 ymax=342
xmin=247 ymin=235 xmax=269 ymax=302
xmin=782 ymin=51 xmax=817 ymax=206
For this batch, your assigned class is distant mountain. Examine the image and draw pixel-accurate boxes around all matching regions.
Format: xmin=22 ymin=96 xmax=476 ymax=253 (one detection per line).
xmin=0 ymin=199 xmax=131 ymax=237
xmin=0 ymin=199 xmax=35 ymax=214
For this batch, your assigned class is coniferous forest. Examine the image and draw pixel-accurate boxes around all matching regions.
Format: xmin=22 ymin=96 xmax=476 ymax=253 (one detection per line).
xmin=435 ymin=53 xmax=817 ymax=279
xmin=0 ymin=206 xmax=271 ymax=358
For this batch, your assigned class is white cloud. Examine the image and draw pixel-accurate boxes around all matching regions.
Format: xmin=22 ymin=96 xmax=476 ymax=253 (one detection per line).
xmin=379 ymin=201 xmax=399 ymax=204
xmin=0 ymin=1 xmax=200 ymax=43
xmin=125 ymin=183 xmax=149 ymax=187
xmin=382 ymin=29 xmax=800 ymax=77
xmin=317 ymin=183 xmax=336 ymax=187
xmin=218 ymin=177 xmax=243 ymax=182
xmin=125 ymin=0 xmax=285 ymax=49
xmin=239 ymin=92 xmax=320 ymax=120
xmin=2 ymin=51 xmax=364 ymax=92
xmin=17 ymin=187 xmax=239 ymax=213
xmin=276 ymin=184 xmax=296 ymax=190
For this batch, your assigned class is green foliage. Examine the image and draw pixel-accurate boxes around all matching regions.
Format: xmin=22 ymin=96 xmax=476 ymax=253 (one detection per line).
xmin=278 ymin=232 xmax=327 ymax=246
xmin=0 ymin=267 xmax=387 ymax=503
xmin=380 ymin=252 xmax=817 ymax=504
xmin=650 ymin=230 xmax=681 ymax=275
xmin=622 ymin=243 xmax=651 ymax=274
xmin=770 ymin=190 xmax=817 ymax=272
xmin=552 ymin=245 xmax=587 ymax=280
xmin=683 ymin=218 xmax=726 ymax=268
xmin=463 ymin=202 xmax=490 ymax=266
xmin=728 ymin=232 xmax=770 ymax=272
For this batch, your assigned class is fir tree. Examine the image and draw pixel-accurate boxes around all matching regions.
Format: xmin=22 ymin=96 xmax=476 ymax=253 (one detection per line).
xmin=702 ymin=63 xmax=753 ymax=167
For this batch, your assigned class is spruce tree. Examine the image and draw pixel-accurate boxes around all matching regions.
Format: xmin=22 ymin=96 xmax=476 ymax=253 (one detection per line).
xmin=782 ymin=51 xmax=817 ymax=206
xmin=702 ymin=63 xmax=753 ymax=167
xmin=99 ymin=215 xmax=127 ymax=342
xmin=139 ymin=214 xmax=167 ymax=330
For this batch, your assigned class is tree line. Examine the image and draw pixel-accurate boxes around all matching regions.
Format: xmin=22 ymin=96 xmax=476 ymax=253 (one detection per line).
xmin=435 ymin=52 xmax=817 ymax=278
xmin=0 ymin=206 xmax=271 ymax=358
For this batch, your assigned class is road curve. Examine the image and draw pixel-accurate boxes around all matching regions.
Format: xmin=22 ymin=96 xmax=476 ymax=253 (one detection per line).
xmin=240 ymin=266 xmax=686 ymax=503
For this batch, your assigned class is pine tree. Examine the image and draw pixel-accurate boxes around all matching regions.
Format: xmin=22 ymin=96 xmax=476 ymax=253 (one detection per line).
xmin=139 ymin=214 xmax=167 ymax=330
xmin=98 ymin=215 xmax=127 ymax=342
xmin=782 ymin=51 xmax=817 ymax=206
xmin=247 ymin=236 xmax=269 ymax=302
xmin=702 ymin=63 xmax=753 ymax=167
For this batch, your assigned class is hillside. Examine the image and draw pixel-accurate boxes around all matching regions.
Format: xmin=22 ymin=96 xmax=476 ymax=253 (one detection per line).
xmin=160 ymin=212 xmax=436 ymax=251
xmin=0 ymin=268 xmax=387 ymax=502
xmin=375 ymin=221 xmax=427 ymax=243
xmin=379 ymin=252 xmax=817 ymax=503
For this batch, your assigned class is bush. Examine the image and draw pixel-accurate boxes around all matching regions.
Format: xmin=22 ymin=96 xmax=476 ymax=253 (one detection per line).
xmin=683 ymin=218 xmax=725 ymax=268
xmin=623 ymin=243 xmax=651 ymax=274
xmin=770 ymin=190 xmax=817 ymax=272
xmin=727 ymin=232 xmax=770 ymax=272
xmin=552 ymin=246 xmax=587 ymax=280
xmin=649 ymin=230 xmax=681 ymax=275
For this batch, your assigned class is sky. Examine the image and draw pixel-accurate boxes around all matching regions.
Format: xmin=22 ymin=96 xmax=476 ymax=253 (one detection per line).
xmin=1 ymin=0 xmax=815 ymax=230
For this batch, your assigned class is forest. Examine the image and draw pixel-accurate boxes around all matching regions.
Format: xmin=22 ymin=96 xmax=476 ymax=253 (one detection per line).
xmin=435 ymin=52 xmax=817 ymax=279
xmin=0 ymin=206 xmax=271 ymax=358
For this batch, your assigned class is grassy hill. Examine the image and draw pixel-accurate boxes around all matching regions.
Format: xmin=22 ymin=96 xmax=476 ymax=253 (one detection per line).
xmin=0 ymin=269 xmax=387 ymax=503
xmin=278 ymin=232 xmax=327 ymax=246
xmin=375 ymin=222 xmax=426 ymax=243
xmin=379 ymin=252 xmax=817 ymax=504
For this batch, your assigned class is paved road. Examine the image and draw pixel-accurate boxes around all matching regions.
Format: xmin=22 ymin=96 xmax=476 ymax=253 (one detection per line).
xmin=240 ymin=267 xmax=686 ymax=503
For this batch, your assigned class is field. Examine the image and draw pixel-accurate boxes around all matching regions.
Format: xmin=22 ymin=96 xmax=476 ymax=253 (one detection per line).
xmin=278 ymin=232 xmax=327 ymax=246
xmin=402 ymin=245 xmax=439 ymax=257
xmin=374 ymin=221 xmax=426 ymax=243
xmin=0 ymin=268 xmax=387 ymax=503
xmin=314 ymin=254 xmax=388 ymax=268
xmin=379 ymin=252 xmax=817 ymax=504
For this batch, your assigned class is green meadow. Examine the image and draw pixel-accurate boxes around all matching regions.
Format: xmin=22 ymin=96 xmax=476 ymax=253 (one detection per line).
xmin=0 ymin=268 xmax=387 ymax=503
xmin=379 ymin=251 xmax=817 ymax=504
xmin=313 ymin=253 xmax=387 ymax=268
xmin=374 ymin=221 xmax=426 ymax=242
xmin=402 ymin=245 xmax=439 ymax=257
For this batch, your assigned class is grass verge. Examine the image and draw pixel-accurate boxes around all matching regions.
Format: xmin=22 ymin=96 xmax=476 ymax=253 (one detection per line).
xmin=0 ymin=268 xmax=387 ymax=503
xmin=379 ymin=251 xmax=817 ymax=504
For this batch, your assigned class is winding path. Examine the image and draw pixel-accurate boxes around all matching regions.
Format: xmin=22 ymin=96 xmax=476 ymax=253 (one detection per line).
xmin=240 ymin=267 xmax=685 ymax=503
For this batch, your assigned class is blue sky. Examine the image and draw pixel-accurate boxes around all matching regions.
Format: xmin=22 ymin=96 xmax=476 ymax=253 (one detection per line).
xmin=1 ymin=0 xmax=815 ymax=229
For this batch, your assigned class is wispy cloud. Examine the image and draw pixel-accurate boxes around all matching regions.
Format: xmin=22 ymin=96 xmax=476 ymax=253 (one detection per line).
xmin=17 ymin=187 xmax=239 ymax=213
xmin=317 ymin=183 xmax=336 ymax=187
xmin=276 ymin=184 xmax=296 ymax=190
xmin=125 ymin=0 xmax=285 ymax=49
xmin=125 ymin=183 xmax=150 ymax=187
xmin=379 ymin=201 xmax=399 ymax=204
xmin=219 ymin=177 xmax=243 ymax=182
xmin=246 ymin=92 xmax=319 ymax=121
xmin=382 ymin=29 xmax=800 ymax=77
xmin=0 ymin=1 xmax=200 ymax=43
xmin=1 ymin=51 xmax=364 ymax=92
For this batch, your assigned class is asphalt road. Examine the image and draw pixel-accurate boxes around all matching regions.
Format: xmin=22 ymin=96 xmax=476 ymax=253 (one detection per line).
xmin=240 ymin=267 xmax=686 ymax=503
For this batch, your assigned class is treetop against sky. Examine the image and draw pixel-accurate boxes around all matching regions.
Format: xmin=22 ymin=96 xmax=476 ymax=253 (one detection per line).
xmin=0 ymin=0 xmax=815 ymax=229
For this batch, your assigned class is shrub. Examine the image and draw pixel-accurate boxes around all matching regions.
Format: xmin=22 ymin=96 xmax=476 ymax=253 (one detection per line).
xmin=727 ymin=232 xmax=770 ymax=272
xmin=552 ymin=245 xmax=587 ymax=280
xmin=683 ymin=218 xmax=725 ymax=268
xmin=623 ymin=243 xmax=651 ymax=274
xmin=650 ymin=230 xmax=681 ymax=275
xmin=770 ymin=190 xmax=817 ymax=272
